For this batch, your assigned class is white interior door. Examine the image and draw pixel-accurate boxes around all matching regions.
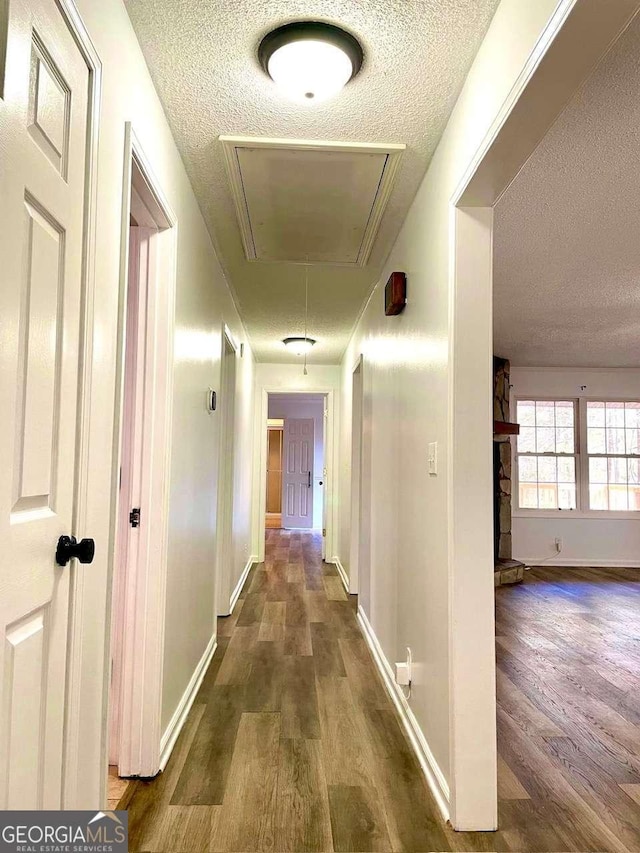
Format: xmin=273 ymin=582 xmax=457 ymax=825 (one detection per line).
xmin=0 ymin=0 xmax=89 ymax=809
xmin=282 ymin=418 xmax=314 ymax=529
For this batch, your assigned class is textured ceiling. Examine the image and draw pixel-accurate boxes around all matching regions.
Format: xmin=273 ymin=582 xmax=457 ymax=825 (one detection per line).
xmin=494 ymin=11 xmax=640 ymax=369
xmin=124 ymin=0 xmax=499 ymax=363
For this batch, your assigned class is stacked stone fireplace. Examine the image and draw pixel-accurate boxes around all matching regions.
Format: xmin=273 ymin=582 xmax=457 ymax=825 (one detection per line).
xmin=493 ymin=357 xmax=524 ymax=585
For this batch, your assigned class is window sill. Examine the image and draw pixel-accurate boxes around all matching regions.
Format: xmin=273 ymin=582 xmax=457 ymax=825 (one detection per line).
xmin=513 ymin=510 xmax=640 ymax=520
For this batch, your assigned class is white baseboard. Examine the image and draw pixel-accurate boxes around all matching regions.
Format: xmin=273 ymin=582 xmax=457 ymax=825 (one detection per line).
xmin=331 ymin=557 xmax=350 ymax=594
xmin=521 ymin=557 xmax=640 ymax=568
xmin=357 ymin=606 xmax=450 ymax=824
xmin=229 ymin=555 xmax=258 ymax=614
xmin=159 ymin=634 xmax=217 ymax=771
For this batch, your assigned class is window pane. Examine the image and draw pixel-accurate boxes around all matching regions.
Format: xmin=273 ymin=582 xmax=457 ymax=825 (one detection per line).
xmin=518 ymin=426 xmax=536 ymax=453
xmin=605 ymin=402 xmax=625 ymax=427
xmin=555 ymin=426 xmax=574 ymax=453
xmin=626 ymin=429 xmax=640 ymax=455
xmin=518 ymin=457 xmax=537 ymax=482
xmin=538 ymin=457 xmax=557 ymax=483
xmin=535 ymin=401 xmax=555 ymax=426
xmin=558 ymin=483 xmax=576 ymax=510
xmin=609 ymin=485 xmax=628 ymax=511
xmin=519 ymin=483 xmax=538 ymax=509
xmin=537 ymin=427 xmax=555 ymax=453
xmin=588 ymin=428 xmax=605 ymax=454
xmin=555 ymin=402 xmax=574 ymax=426
xmin=558 ymin=456 xmax=575 ymax=483
xmin=606 ymin=429 xmax=626 ymax=454
xmin=608 ymin=457 xmax=627 ymax=484
xmin=587 ymin=401 xmax=640 ymax=512
xmin=629 ymin=484 xmax=640 ymax=510
xmin=587 ymin=402 xmax=605 ymax=427
xmin=589 ymin=457 xmax=607 ymax=484
xmin=590 ymin=483 xmax=608 ymax=510
xmin=539 ymin=484 xmax=558 ymax=509
xmin=517 ymin=400 xmax=535 ymax=426
xmin=625 ymin=402 xmax=640 ymax=428
xmin=518 ymin=454 xmax=576 ymax=510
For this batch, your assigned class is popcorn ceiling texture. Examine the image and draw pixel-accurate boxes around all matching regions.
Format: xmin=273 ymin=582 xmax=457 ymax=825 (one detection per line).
xmin=494 ymin=11 xmax=640 ymax=368
xmin=124 ymin=0 xmax=499 ymax=363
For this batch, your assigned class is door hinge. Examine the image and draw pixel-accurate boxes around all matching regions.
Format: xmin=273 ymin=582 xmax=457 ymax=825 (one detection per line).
xmin=322 ymin=528 xmax=326 ymax=537
xmin=129 ymin=507 xmax=141 ymax=528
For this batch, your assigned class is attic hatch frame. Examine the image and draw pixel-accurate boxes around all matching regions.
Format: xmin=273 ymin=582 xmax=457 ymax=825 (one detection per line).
xmin=219 ymin=135 xmax=405 ymax=267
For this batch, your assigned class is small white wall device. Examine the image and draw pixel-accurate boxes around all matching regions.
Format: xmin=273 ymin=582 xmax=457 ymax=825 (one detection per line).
xmin=395 ymin=646 xmax=412 ymax=687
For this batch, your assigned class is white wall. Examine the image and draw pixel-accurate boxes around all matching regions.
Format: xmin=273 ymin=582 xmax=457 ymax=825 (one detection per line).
xmin=70 ymin=0 xmax=255 ymax=800
xmin=511 ymin=367 xmax=640 ymax=567
xmin=336 ymin=0 xmax=562 ymax=816
xmin=268 ymin=395 xmax=325 ymax=528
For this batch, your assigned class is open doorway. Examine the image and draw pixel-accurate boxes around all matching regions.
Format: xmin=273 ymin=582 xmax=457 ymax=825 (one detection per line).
xmin=485 ymin=13 xmax=640 ymax=845
xmin=264 ymin=394 xmax=326 ymax=537
xmin=108 ymin=129 xmax=176 ymax=799
xmin=265 ymin=419 xmax=284 ymax=528
xmin=216 ymin=327 xmax=239 ymax=616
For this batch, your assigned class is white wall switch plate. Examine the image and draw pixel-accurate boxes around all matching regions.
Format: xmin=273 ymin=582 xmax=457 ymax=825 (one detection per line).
xmin=428 ymin=441 xmax=438 ymax=475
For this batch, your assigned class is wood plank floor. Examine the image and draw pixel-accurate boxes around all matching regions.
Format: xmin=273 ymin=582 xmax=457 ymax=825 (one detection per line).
xmin=125 ymin=537 xmax=640 ymax=852
xmin=493 ymin=565 xmax=640 ymax=853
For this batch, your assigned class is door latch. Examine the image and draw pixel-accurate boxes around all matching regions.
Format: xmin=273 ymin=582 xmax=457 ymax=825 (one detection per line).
xmin=129 ymin=507 xmax=141 ymax=528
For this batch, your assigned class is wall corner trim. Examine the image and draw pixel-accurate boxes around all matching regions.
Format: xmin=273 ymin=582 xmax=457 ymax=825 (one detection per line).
xmin=357 ymin=606 xmax=450 ymax=823
xmin=159 ymin=634 xmax=217 ymax=772
xmin=229 ymin=555 xmax=258 ymax=615
xmin=331 ymin=557 xmax=349 ymax=594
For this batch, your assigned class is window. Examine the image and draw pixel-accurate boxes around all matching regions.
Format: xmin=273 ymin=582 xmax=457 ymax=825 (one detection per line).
xmin=515 ymin=397 xmax=640 ymax=513
xmin=516 ymin=400 xmax=577 ymax=509
xmin=586 ymin=401 xmax=640 ymax=511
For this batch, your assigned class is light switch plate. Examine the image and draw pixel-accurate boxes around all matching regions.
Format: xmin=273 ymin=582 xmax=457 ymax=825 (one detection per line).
xmin=428 ymin=441 xmax=438 ymax=475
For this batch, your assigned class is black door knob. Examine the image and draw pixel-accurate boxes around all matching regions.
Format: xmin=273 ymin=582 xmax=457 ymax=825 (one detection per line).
xmin=55 ymin=535 xmax=95 ymax=567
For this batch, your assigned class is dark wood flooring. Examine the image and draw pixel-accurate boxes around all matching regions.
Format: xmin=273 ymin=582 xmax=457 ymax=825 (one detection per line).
xmin=493 ymin=565 xmax=640 ymax=853
xmin=125 ymin=536 xmax=640 ymax=851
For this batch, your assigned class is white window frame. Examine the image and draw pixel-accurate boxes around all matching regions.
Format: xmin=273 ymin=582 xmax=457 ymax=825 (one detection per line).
xmin=513 ymin=395 xmax=640 ymax=520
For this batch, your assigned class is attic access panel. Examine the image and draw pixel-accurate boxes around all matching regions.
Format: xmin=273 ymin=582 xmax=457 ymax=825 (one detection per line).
xmin=220 ymin=136 xmax=405 ymax=266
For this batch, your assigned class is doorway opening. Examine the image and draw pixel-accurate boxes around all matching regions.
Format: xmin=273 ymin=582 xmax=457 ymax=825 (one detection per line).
xmin=348 ymin=356 xmax=371 ymax=597
xmin=264 ymin=393 xmax=327 ymax=541
xmin=265 ymin=418 xmax=284 ymax=528
xmin=216 ymin=327 xmax=239 ymax=616
xmin=108 ymin=128 xmax=176 ymax=794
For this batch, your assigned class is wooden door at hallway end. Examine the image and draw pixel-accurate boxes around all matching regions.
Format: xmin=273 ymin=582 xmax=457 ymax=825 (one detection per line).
xmin=0 ymin=0 xmax=90 ymax=808
xmin=282 ymin=418 xmax=314 ymax=529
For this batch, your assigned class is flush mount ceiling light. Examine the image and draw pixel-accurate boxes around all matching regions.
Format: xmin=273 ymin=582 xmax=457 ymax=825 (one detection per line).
xmin=258 ymin=21 xmax=363 ymax=104
xmin=282 ymin=336 xmax=316 ymax=355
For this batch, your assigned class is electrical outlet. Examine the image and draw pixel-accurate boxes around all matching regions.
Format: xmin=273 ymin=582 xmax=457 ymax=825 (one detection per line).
xmin=554 ymin=537 xmax=562 ymax=552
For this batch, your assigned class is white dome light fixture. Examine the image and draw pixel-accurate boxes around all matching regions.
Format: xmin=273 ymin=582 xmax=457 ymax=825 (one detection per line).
xmin=282 ymin=337 xmax=316 ymax=355
xmin=259 ymin=22 xmax=363 ymax=104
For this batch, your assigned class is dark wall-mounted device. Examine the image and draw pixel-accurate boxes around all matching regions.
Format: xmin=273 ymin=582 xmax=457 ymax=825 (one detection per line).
xmin=384 ymin=271 xmax=407 ymax=316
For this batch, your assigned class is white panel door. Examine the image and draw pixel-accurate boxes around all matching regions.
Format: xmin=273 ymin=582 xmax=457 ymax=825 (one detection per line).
xmin=282 ymin=418 xmax=314 ymax=529
xmin=0 ymin=0 xmax=89 ymax=809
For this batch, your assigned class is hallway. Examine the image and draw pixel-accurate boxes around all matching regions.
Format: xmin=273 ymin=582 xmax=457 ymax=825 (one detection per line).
xmin=126 ymin=530 xmax=455 ymax=852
